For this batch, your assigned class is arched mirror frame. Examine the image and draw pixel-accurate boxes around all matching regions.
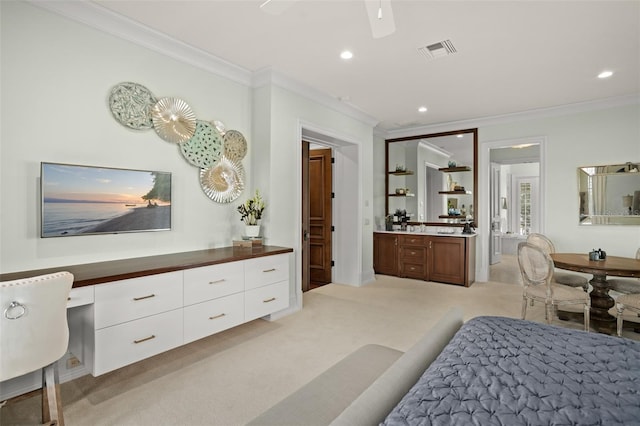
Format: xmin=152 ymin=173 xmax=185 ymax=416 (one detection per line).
xmin=385 ymin=128 xmax=478 ymax=227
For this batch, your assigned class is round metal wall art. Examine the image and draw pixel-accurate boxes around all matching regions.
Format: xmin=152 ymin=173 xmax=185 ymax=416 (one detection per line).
xmin=199 ymin=155 xmax=245 ymax=203
xmin=180 ymin=120 xmax=223 ymax=168
xmin=212 ymin=120 xmax=226 ymax=136
xmin=109 ymin=82 xmax=156 ymax=130
xmin=223 ymin=130 xmax=248 ymax=162
xmin=151 ymin=97 xmax=197 ymax=143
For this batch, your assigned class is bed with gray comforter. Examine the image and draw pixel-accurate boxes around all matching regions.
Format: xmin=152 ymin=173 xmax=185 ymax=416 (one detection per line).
xmin=382 ymin=316 xmax=640 ymax=426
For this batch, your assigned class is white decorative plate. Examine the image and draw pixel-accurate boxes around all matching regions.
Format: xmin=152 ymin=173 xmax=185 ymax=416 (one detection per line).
xmin=109 ymin=82 xmax=156 ymax=130
xmin=199 ymin=156 xmax=245 ymax=203
xmin=151 ymin=97 xmax=197 ymax=143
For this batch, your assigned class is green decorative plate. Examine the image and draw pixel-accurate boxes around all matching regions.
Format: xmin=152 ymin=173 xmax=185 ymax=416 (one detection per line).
xmin=180 ymin=120 xmax=223 ymax=168
xmin=199 ymin=155 xmax=245 ymax=203
xmin=223 ymin=130 xmax=248 ymax=162
xmin=109 ymin=82 xmax=156 ymax=130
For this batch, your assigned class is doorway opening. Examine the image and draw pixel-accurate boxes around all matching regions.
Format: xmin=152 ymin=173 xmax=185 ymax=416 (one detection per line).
xmin=486 ymin=139 xmax=543 ymax=283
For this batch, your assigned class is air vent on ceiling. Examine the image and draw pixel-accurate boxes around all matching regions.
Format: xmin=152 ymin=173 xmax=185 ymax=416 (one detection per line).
xmin=418 ymin=39 xmax=457 ymax=60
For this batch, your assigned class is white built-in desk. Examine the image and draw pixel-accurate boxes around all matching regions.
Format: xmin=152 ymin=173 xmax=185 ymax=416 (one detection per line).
xmin=0 ymin=246 xmax=293 ymax=399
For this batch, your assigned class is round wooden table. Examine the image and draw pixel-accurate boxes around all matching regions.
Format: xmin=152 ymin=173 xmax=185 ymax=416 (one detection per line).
xmin=550 ymin=253 xmax=640 ymax=331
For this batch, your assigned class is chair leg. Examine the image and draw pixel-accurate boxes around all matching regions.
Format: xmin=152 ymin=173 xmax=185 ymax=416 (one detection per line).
xmin=545 ymin=303 xmax=552 ymax=324
xmin=616 ymin=304 xmax=624 ymax=337
xmin=42 ymin=363 xmax=64 ymax=426
xmin=583 ymin=303 xmax=590 ymax=332
xmin=521 ymin=295 xmax=528 ymax=319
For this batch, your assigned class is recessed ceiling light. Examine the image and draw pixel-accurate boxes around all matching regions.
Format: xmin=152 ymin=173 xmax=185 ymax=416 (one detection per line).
xmin=598 ymin=70 xmax=613 ymax=79
xmin=456 ymin=134 xmax=463 ymax=138
xmin=418 ymin=106 xmax=427 ymax=113
xmin=340 ymin=50 xmax=353 ymax=60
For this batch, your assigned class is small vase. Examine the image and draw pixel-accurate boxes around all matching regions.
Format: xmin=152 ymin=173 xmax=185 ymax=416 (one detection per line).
xmin=245 ymin=225 xmax=260 ymax=238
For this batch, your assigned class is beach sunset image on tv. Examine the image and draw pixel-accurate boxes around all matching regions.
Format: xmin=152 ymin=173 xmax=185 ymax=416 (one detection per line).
xmin=41 ymin=162 xmax=171 ymax=237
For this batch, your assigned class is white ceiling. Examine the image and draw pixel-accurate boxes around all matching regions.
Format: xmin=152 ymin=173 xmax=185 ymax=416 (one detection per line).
xmin=92 ymin=0 xmax=639 ymax=131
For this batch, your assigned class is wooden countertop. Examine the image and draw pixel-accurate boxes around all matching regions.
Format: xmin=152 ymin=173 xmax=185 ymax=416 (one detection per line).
xmin=0 ymin=246 xmax=294 ymax=288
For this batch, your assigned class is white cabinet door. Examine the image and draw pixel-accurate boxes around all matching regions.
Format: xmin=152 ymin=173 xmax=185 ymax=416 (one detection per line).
xmin=183 ymin=292 xmax=244 ymax=344
xmin=183 ymin=262 xmax=244 ymax=306
xmin=94 ymin=271 xmax=183 ymax=329
xmin=245 ymin=281 xmax=289 ymax=322
xmin=244 ymin=254 xmax=289 ymax=291
xmin=94 ymin=308 xmax=183 ymax=375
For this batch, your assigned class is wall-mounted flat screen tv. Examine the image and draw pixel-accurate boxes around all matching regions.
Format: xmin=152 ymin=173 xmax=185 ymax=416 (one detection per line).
xmin=41 ymin=162 xmax=171 ymax=238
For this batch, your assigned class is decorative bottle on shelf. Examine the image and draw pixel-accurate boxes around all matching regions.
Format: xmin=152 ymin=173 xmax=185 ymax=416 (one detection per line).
xmin=461 ymin=205 xmax=466 ymax=216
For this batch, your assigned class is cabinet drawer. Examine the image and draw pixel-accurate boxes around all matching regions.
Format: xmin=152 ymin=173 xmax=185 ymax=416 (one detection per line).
xmin=67 ymin=285 xmax=94 ymax=308
xmin=244 ymin=254 xmax=289 ymax=291
xmin=399 ymin=262 xmax=427 ymax=280
xmin=399 ymin=246 xmax=426 ymax=261
xmin=94 ymin=271 xmax=183 ymax=329
xmin=184 ymin=292 xmax=244 ymax=344
xmin=93 ymin=308 xmax=183 ymax=376
xmin=245 ymin=281 xmax=289 ymax=321
xmin=398 ymin=235 xmax=427 ymax=246
xmin=183 ymin=262 xmax=244 ymax=306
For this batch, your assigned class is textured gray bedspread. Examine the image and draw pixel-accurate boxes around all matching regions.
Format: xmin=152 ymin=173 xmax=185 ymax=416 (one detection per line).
xmin=382 ymin=316 xmax=640 ymax=426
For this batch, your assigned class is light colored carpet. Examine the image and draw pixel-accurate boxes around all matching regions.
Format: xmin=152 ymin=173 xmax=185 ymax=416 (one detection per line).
xmin=2 ymin=256 xmax=638 ymax=425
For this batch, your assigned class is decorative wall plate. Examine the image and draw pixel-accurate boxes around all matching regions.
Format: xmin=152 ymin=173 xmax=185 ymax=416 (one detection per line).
xmin=223 ymin=130 xmax=248 ymax=162
xmin=109 ymin=82 xmax=156 ymax=130
xmin=199 ymin=156 xmax=245 ymax=203
xmin=180 ymin=120 xmax=223 ymax=168
xmin=151 ymin=97 xmax=197 ymax=143
xmin=212 ymin=120 xmax=226 ymax=135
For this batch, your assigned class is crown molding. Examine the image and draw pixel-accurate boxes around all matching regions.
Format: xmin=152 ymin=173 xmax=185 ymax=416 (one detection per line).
xmin=253 ymin=68 xmax=379 ymax=127
xmin=29 ymin=0 xmax=253 ymax=86
xmin=29 ymin=1 xmax=378 ymax=128
xmin=385 ymin=94 xmax=640 ymax=139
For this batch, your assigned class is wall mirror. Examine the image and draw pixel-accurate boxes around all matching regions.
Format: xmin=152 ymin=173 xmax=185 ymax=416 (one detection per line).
xmin=578 ymin=162 xmax=640 ymax=225
xmin=385 ymin=129 xmax=478 ymax=226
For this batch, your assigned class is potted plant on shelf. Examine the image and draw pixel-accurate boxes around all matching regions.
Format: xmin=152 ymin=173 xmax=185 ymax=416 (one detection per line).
xmin=237 ymin=190 xmax=265 ymax=237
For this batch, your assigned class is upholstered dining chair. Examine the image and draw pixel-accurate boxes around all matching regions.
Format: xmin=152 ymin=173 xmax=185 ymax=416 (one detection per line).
xmin=517 ymin=242 xmax=590 ymax=331
xmin=1 ymin=271 xmax=74 ymax=426
xmin=608 ymin=248 xmax=640 ymax=295
xmin=616 ymin=293 xmax=640 ymax=337
xmin=526 ymin=233 xmax=589 ymax=291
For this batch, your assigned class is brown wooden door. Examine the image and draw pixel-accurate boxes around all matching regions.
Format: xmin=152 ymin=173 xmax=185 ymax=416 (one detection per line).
xmin=302 ymin=142 xmax=310 ymax=292
xmin=309 ymin=148 xmax=333 ymax=285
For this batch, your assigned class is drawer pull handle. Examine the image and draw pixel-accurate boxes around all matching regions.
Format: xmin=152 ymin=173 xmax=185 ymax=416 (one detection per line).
xmin=263 ymin=268 xmax=277 ymax=273
xmin=209 ymin=313 xmax=226 ymax=320
xmin=411 ymin=251 xmax=416 ymax=255
xmin=134 ymin=335 xmax=156 ymax=344
xmin=209 ymin=279 xmax=226 ymax=284
xmin=133 ymin=294 xmax=156 ymax=301
xmin=263 ymin=297 xmax=276 ymax=303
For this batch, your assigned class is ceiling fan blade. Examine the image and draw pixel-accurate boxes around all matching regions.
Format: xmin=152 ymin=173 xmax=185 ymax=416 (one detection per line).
xmin=364 ymin=0 xmax=396 ymax=39
xmin=260 ymin=0 xmax=297 ymax=15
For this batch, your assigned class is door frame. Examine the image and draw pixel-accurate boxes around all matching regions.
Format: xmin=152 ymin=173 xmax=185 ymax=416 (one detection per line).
xmin=297 ymin=122 xmax=361 ymax=305
xmin=478 ymin=136 xmax=546 ymax=281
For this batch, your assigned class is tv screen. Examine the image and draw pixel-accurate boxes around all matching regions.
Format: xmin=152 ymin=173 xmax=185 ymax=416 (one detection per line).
xmin=41 ymin=162 xmax=171 ymax=238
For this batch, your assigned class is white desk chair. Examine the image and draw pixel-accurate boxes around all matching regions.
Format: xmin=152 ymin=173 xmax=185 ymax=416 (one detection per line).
xmin=1 ymin=271 xmax=73 ymax=425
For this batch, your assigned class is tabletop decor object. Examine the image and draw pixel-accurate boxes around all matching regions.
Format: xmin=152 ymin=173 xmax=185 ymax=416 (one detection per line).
xmin=151 ymin=97 xmax=197 ymax=143
xmin=237 ymin=190 xmax=265 ymax=237
xmin=108 ymin=82 xmax=157 ymax=130
xmin=199 ymin=155 xmax=245 ymax=203
xmin=179 ymin=120 xmax=223 ymax=168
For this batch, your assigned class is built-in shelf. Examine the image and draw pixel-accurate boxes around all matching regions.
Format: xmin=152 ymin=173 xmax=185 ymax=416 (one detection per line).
xmin=438 ymin=166 xmax=472 ymax=173
xmin=388 ymin=170 xmax=414 ymax=175
xmin=388 ymin=193 xmax=415 ymax=197
xmin=438 ymin=215 xmax=466 ymax=219
xmin=439 ymin=190 xmax=472 ymax=195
